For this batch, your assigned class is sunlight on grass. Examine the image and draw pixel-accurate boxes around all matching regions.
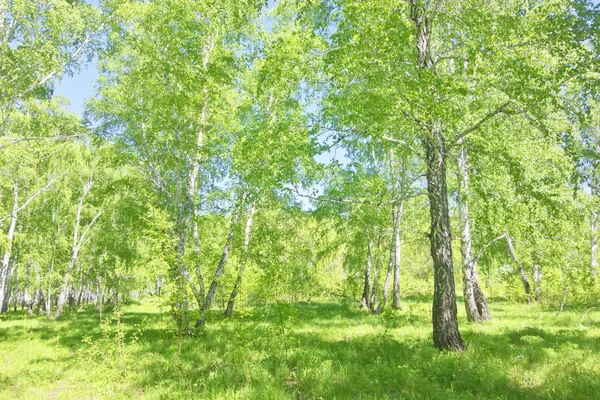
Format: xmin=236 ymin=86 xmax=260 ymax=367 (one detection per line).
xmin=1 ymin=300 xmax=600 ymax=399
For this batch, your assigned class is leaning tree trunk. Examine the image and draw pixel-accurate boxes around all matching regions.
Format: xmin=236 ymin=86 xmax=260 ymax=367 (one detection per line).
xmin=393 ymin=201 xmax=403 ymax=310
xmin=506 ymin=233 xmax=533 ymax=303
xmin=224 ymin=204 xmax=256 ymax=317
xmin=457 ymin=143 xmax=491 ymax=322
xmin=196 ymin=192 xmax=245 ymax=327
xmin=361 ymin=240 xmax=374 ymax=309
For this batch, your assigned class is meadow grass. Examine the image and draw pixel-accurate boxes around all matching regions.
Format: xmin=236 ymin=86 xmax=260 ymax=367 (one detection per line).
xmin=1 ymin=298 xmax=599 ymax=399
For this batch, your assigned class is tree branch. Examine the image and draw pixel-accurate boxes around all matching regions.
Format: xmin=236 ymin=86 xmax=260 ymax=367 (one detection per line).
xmin=452 ymin=101 xmax=511 ymax=145
xmin=473 ymin=233 xmax=507 ymax=268
xmin=0 ymin=170 xmax=67 ymax=223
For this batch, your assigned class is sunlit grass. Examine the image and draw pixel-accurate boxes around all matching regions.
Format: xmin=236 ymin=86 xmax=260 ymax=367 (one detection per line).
xmin=1 ymin=298 xmax=599 ymax=399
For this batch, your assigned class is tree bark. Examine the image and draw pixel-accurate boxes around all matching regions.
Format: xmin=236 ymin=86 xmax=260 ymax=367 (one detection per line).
xmin=506 ymin=233 xmax=533 ymax=303
xmin=171 ymin=96 xmax=208 ymax=331
xmin=369 ymin=235 xmax=380 ymax=312
xmin=410 ymin=0 xmax=464 ymax=351
xmin=361 ymin=240 xmax=373 ymax=309
xmin=424 ymin=127 xmax=465 ymax=351
xmin=55 ymin=249 xmax=80 ymax=317
xmin=592 ymin=210 xmax=598 ymax=279
xmin=393 ymin=201 xmax=403 ymax=310
xmin=378 ymin=217 xmax=396 ymax=313
xmin=55 ymin=179 xmax=102 ymax=317
xmin=457 ymin=143 xmax=491 ymax=322
xmin=224 ymin=203 xmax=256 ymax=317
xmin=533 ymin=263 xmax=542 ymax=303
xmin=196 ymin=192 xmax=246 ymax=327
xmin=0 ymin=183 xmax=18 ymax=314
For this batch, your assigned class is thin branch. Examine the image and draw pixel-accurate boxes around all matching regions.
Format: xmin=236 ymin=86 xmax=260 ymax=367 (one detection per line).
xmin=473 ymin=233 xmax=507 ymax=268
xmin=77 ymin=209 xmax=104 ymax=249
xmin=452 ymin=101 xmax=511 ymax=145
xmin=20 ymin=35 xmax=90 ymax=98
xmin=0 ymin=135 xmax=80 ymax=150
xmin=381 ymin=136 xmax=421 ymax=155
xmin=289 ymin=185 xmax=424 ymax=207
xmin=0 ymin=170 xmax=68 ymax=223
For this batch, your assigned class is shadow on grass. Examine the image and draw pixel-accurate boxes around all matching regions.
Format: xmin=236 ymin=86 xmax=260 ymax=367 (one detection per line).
xmin=2 ymin=301 xmax=600 ymax=399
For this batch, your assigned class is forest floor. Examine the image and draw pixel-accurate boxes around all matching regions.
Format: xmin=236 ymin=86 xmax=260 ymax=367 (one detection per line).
xmin=1 ymin=298 xmax=600 ymax=399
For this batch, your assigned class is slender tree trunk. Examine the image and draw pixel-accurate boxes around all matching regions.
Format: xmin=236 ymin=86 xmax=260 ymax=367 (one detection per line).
xmin=196 ymin=192 xmax=245 ymax=327
xmin=55 ymin=249 xmax=79 ymax=317
xmin=172 ymin=102 xmax=208 ymax=331
xmin=25 ymin=261 xmax=32 ymax=314
xmin=55 ymin=182 xmax=101 ymax=318
xmin=224 ymin=204 xmax=256 ymax=317
xmin=0 ymin=184 xmax=18 ymax=314
xmin=46 ymin=256 xmax=54 ymax=318
xmin=393 ymin=201 xmax=403 ymax=310
xmin=379 ymin=204 xmax=401 ymax=313
xmin=369 ymin=235 xmax=379 ymax=312
xmin=12 ymin=263 xmax=18 ymax=312
xmin=592 ymin=210 xmax=598 ymax=279
xmin=33 ymin=268 xmax=41 ymax=314
xmin=361 ymin=240 xmax=373 ymax=309
xmin=533 ymin=263 xmax=542 ymax=303
xmin=506 ymin=233 xmax=533 ymax=303
xmin=457 ymin=143 xmax=491 ymax=322
xmin=378 ymin=235 xmax=394 ymax=314
xmin=193 ymin=219 xmax=206 ymax=299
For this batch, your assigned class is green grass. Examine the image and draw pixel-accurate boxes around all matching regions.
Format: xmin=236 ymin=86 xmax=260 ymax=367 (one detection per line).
xmin=1 ymin=298 xmax=600 ymax=399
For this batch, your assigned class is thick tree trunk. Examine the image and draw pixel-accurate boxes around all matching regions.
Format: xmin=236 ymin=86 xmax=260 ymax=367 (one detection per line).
xmin=0 ymin=184 xmax=18 ymax=314
xmin=506 ymin=233 xmax=533 ymax=303
xmin=457 ymin=143 xmax=491 ymax=322
xmin=410 ymin=0 xmax=464 ymax=351
xmin=224 ymin=204 xmax=255 ymax=317
xmin=361 ymin=240 xmax=373 ymax=309
xmin=196 ymin=192 xmax=245 ymax=327
xmin=393 ymin=202 xmax=403 ymax=310
xmin=424 ymin=128 xmax=465 ymax=352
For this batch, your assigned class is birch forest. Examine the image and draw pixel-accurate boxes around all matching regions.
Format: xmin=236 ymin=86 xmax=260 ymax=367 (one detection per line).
xmin=2 ymin=0 xmax=600 ymax=398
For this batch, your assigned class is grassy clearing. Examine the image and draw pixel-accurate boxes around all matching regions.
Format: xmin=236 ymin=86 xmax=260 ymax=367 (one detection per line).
xmin=1 ymin=299 xmax=600 ymax=399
